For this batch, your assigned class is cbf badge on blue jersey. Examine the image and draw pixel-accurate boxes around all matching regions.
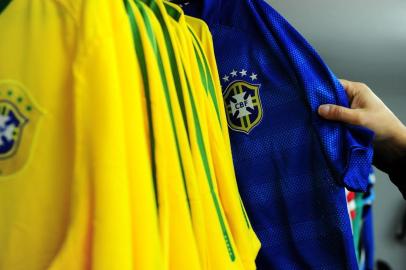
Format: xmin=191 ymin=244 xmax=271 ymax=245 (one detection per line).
xmin=0 ymin=81 xmax=43 ymax=176
xmin=182 ymin=0 xmax=374 ymax=269
xmin=222 ymin=69 xmax=263 ymax=134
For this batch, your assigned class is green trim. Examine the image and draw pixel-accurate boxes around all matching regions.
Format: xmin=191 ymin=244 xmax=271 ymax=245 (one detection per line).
xmin=353 ymin=193 xmax=364 ymax=261
xmin=240 ymin=199 xmax=251 ymax=228
xmin=142 ymin=0 xmax=236 ymax=261
xmin=164 ymin=2 xmax=182 ymax=21
xmin=184 ymin=70 xmax=236 ymax=260
xmin=188 ymin=27 xmax=222 ymax=126
xmin=187 ymin=29 xmax=254 ymax=234
xmin=134 ymin=0 xmax=191 ymax=211
xmin=142 ymin=1 xmax=188 ymax=137
xmin=192 ymin=45 xmax=209 ymax=92
xmin=124 ymin=0 xmax=158 ymax=206
xmin=0 ymin=0 xmax=12 ymax=15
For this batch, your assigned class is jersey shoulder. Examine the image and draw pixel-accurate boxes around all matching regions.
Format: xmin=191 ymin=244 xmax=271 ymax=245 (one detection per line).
xmin=185 ymin=16 xmax=211 ymax=36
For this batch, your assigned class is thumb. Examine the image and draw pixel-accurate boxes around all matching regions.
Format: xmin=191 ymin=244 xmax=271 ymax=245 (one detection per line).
xmin=318 ymin=104 xmax=361 ymax=125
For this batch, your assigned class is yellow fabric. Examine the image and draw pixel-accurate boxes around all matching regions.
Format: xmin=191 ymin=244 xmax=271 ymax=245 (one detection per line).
xmin=186 ymin=16 xmax=261 ymax=270
xmin=185 ymin=16 xmax=232 ymax=149
xmin=162 ymin=2 xmax=262 ymax=269
xmin=162 ymin=3 xmax=245 ymax=270
xmin=110 ymin=2 xmax=162 ymax=270
xmin=0 ymin=1 xmax=160 ymax=269
xmin=126 ymin=1 xmax=202 ymax=269
xmin=0 ymin=0 xmax=259 ymax=269
xmin=138 ymin=4 xmax=209 ymax=269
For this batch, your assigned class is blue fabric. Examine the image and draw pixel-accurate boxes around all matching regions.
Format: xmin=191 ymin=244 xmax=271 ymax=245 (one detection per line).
xmin=360 ymin=208 xmax=374 ymax=270
xmin=360 ymin=171 xmax=375 ymax=270
xmin=183 ymin=0 xmax=374 ymax=269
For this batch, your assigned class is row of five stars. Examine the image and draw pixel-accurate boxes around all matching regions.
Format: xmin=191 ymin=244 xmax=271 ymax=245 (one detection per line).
xmin=222 ymin=69 xmax=258 ymax=82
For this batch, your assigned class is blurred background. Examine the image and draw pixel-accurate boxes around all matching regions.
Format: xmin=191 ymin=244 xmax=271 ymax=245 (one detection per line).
xmin=268 ymin=0 xmax=406 ymax=268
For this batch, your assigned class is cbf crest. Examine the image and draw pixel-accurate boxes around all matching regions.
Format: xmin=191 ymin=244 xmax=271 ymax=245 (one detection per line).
xmin=0 ymin=81 xmax=43 ymax=176
xmin=222 ymin=69 xmax=263 ymax=134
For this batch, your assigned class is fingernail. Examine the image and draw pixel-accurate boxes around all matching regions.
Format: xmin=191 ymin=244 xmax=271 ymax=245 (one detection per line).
xmin=319 ymin=105 xmax=331 ymax=115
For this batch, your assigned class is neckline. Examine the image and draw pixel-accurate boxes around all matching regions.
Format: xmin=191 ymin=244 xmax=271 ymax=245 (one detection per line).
xmin=164 ymin=1 xmax=183 ymax=22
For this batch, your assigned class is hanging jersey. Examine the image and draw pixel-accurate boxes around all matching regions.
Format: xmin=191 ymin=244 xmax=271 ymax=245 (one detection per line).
xmin=143 ymin=1 xmax=254 ymax=268
xmin=125 ymin=1 xmax=203 ymax=269
xmin=359 ymin=205 xmax=374 ymax=270
xmin=185 ymin=16 xmax=232 ymax=149
xmin=346 ymin=169 xmax=375 ymax=270
xmin=0 ymin=0 xmax=160 ymax=270
xmin=100 ymin=2 xmax=163 ymax=269
xmin=185 ymin=15 xmax=261 ymax=269
xmin=347 ymin=190 xmax=357 ymax=221
xmin=162 ymin=4 xmax=241 ymax=269
xmin=182 ymin=0 xmax=374 ymax=269
xmin=358 ymin=171 xmax=376 ymax=270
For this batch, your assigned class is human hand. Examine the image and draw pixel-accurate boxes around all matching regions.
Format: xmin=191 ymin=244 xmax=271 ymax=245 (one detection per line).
xmin=318 ymin=79 xmax=406 ymax=163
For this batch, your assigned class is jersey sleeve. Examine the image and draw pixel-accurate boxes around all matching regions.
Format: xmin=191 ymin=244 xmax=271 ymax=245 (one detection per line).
xmin=250 ymin=0 xmax=374 ymax=192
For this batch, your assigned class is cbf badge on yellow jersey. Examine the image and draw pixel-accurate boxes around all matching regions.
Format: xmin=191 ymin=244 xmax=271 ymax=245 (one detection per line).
xmin=0 ymin=81 xmax=43 ymax=176
xmin=222 ymin=69 xmax=263 ymax=134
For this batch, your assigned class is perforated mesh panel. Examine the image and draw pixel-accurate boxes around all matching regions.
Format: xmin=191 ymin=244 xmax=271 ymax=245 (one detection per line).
xmin=184 ymin=0 xmax=374 ymax=269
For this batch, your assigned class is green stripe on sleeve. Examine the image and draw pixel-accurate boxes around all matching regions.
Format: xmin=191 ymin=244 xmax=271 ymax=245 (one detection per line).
xmin=124 ymin=0 xmax=158 ymax=206
xmin=188 ymin=27 xmax=222 ymax=125
xmin=134 ymin=0 xmax=191 ymax=211
xmin=142 ymin=0 xmax=236 ymax=260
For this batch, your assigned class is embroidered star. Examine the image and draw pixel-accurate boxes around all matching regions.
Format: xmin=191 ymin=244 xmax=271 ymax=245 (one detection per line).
xmin=240 ymin=69 xmax=247 ymax=77
xmin=250 ymin=73 xmax=258 ymax=81
xmin=230 ymin=70 xmax=238 ymax=77
xmin=222 ymin=75 xmax=230 ymax=82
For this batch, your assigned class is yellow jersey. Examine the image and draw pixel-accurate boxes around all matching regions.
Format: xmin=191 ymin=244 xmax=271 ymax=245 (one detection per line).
xmin=164 ymin=2 xmax=261 ymax=269
xmin=125 ymin=1 xmax=202 ymax=269
xmin=0 ymin=0 xmax=160 ymax=269
xmin=186 ymin=15 xmax=261 ymax=270
xmin=163 ymin=3 xmax=245 ymax=269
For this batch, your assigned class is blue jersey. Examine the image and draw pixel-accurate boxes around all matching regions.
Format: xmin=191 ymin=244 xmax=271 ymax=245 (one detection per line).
xmin=181 ymin=0 xmax=374 ymax=269
xmin=359 ymin=208 xmax=374 ymax=270
xmin=359 ymin=171 xmax=375 ymax=270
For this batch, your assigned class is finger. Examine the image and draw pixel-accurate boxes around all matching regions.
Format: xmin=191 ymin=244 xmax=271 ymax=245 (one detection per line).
xmin=318 ymin=104 xmax=362 ymax=125
xmin=339 ymin=79 xmax=351 ymax=89
xmin=339 ymin=79 xmax=356 ymax=100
